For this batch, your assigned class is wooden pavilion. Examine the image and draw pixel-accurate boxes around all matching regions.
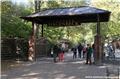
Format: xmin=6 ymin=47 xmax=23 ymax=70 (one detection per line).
xmin=21 ymin=6 xmax=111 ymax=65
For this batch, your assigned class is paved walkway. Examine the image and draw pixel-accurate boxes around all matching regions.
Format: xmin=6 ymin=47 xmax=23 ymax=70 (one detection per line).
xmin=1 ymin=52 xmax=120 ymax=79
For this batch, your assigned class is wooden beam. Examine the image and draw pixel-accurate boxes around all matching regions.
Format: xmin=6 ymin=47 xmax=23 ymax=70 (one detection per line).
xmin=32 ymin=22 xmax=37 ymax=61
xmin=94 ymin=14 xmax=102 ymax=65
xmin=97 ymin=14 xmax=100 ymax=35
xmin=41 ymin=24 xmax=44 ymax=37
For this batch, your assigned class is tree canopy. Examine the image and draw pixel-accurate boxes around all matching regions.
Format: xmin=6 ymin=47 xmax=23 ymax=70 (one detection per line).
xmin=1 ymin=1 xmax=32 ymax=38
xmin=91 ymin=0 xmax=120 ymax=40
xmin=1 ymin=0 xmax=120 ymax=44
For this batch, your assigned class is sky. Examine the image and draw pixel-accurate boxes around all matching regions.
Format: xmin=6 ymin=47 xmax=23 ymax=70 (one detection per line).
xmin=11 ymin=0 xmax=29 ymax=4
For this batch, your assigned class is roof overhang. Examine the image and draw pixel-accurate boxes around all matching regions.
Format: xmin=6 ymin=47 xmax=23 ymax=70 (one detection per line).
xmin=21 ymin=6 xmax=111 ymax=26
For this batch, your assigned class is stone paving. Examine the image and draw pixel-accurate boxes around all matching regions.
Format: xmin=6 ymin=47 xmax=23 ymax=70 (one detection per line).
xmin=1 ymin=52 xmax=120 ymax=79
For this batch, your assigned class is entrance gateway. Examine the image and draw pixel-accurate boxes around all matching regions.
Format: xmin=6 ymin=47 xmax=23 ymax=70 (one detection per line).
xmin=21 ymin=6 xmax=111 ymax=65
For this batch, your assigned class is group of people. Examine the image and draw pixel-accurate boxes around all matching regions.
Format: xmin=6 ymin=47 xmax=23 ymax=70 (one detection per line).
xmin=71 ymin=43 xmax=95 ymax=65
xmin=28 ymin=35 xmax=95 ymax=65
xmin=52 ymin=42 xmax=95 ymax=64
xmin=52 ymin=44 xmax=65 ymax=63
xmin=72 ymin=43 xmax=84 ymax=59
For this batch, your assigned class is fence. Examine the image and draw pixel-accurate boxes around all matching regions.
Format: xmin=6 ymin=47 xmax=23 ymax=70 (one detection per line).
xmin=1 ymin=38 xmax=28 ymax=60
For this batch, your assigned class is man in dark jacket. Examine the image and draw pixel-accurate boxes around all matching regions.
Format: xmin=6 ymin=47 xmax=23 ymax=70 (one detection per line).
xmin=53 ymin=44 xmax=59 ymax=62
xmin=86 ymin=44 xmax=93 ymax=65
xmin=72 ymin=47 xmax=77 ymax=59
xmin=78 ymin=43 xmax=83 ymax=58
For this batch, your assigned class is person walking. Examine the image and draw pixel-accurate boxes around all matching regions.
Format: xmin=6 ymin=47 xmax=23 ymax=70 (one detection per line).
xmin=58 ymin=45 xmax=65 ymax=62
xmin=58 ymin=50 xmax=64 ymax=62
xmin=53 ymin=44 xmax=59 ymax=63
xmin=86 ymin=44 xmax=93 ymax=65
xmin=72 ymin=47 xmax=77 ymax=59
xmin=78 ymin=43 xmax=83 ymax=58
xmin=92 ymin=43 xmax=95 ymax=63
xmin=82 ymin=46 xmax=87 ymax=58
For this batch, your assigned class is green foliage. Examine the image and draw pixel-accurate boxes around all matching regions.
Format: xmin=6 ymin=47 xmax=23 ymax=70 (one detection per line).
xmin=3 ymin=0 xmax=119 ymax=45
xmin=46 ymin=1 xmax=60 ymax=8
xmin=41 ymin=0 xmax=87 ymax=9
xmin=62 ymin=0 xmax=88 ymax=7
xmin=43 ymin=26 xmax=65 ymax=43
xmin=38 ymin=0 xmax=91 ymax=44
xmin=35 ymin=0 xmax=120 ymax=44
xmin=1 ymin=1 xmax=32 ymax=38
xmin=91 ymin=0 xmax=120 ymax=40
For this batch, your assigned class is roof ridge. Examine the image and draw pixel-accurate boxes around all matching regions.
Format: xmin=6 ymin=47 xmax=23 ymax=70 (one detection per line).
xmin=27 ymin=6 xmax=89 ymax=15
xmin=41 ymin=6 xmax=89 ymax=11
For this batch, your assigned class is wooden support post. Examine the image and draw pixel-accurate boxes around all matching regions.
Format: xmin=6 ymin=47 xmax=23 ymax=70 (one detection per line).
xmin=29 ymin=0 xmax=41 ymax=61
xmin=32 ymin=22 xmax=37 ymax=61
xmin=41 ymin=24 xmax=44 ymax=37
xmin=94 ymin=14 xmax=102 ymax=65
xmin=36 ymin=24 xmax=40 ymax=39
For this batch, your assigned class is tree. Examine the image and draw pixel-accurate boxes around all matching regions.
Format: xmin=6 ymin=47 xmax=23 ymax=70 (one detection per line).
xmin=90 ymin=0 xmax=120 ymax=40
xmin=1 ymin=0 xmax=93 ymax=44
xmin=1 ymin=1 xmax=32 ymax=38
xmin=35 ymin=0 xmax=91 ymax=44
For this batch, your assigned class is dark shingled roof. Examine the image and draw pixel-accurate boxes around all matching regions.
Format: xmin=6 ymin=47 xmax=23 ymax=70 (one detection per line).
xmin=21 ymin=6 xmax=111 ymax=26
